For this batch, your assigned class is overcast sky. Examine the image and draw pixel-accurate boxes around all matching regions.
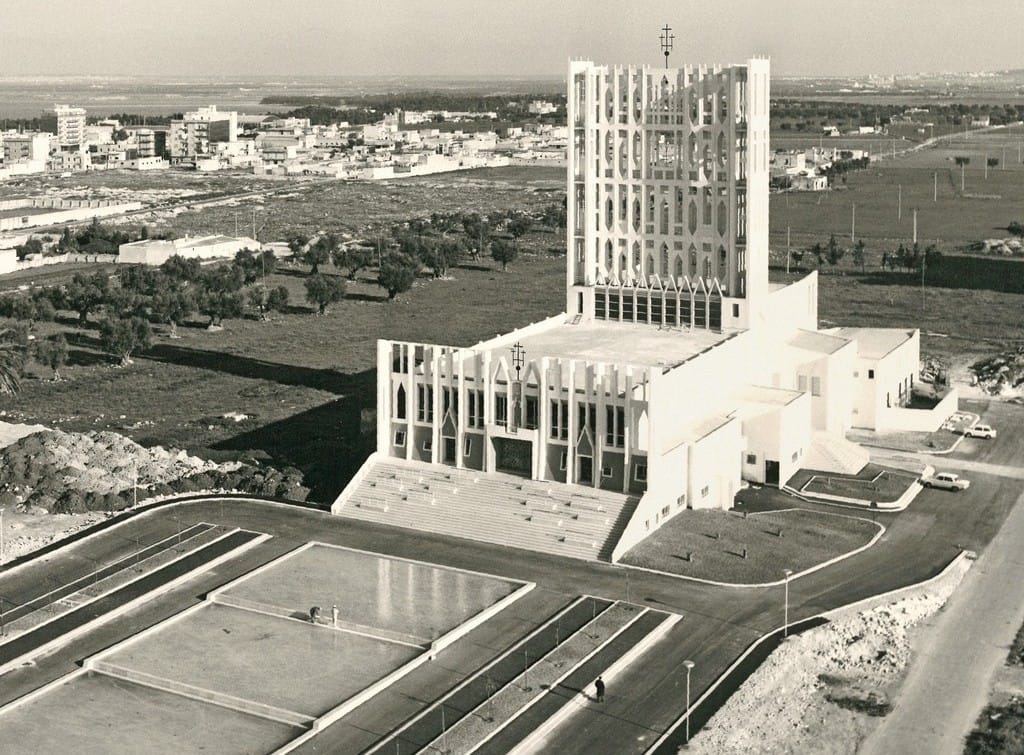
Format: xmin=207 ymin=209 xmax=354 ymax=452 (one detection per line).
xmin=3 ymin=0 xmax=1023 ymax=78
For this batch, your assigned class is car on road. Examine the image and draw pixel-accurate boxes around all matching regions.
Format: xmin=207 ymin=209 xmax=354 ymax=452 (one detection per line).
xmin=964 ymin=424 xmax=997 ymax=439
xmin=921 ymin=472 xmax=970 ymax=491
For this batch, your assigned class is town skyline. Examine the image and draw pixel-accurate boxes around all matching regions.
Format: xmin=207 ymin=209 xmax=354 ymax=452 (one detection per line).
xmin=3 ymin=0 xmax=1024 ymax=78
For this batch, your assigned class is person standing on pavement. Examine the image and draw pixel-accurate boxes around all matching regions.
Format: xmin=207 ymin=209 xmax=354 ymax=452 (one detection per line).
xmin=595 ymin=676 xmax=605 ymax=702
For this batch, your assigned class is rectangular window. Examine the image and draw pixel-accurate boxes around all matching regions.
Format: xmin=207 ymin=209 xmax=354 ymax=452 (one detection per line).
xmin=797 ymin=375 xmax=808 ymax=392
xmin=608 ymin=292 xmax=620 ymax=319
xmin=732 ymin=303 xmax=740 ymax=318
xmin=495 ymin=394 xmax=508 ymax=427
xmin=791 ymin=450 xmax=799 ymax=462
xmin=595 ymin=290 xmax=607 ymax=319
xmin=661 ymin=505 xmax=670 ymax=518
xmin=422 ymin=438 xmax=433 ymax=452
xmin=635 ymin=463 xmax=648 ymax=482
xmin=524 ymin=395 xmax=538 ymax=429
xmin=605 ymin=405 xmax=625 ymax=447
xmin=416 ymin=384 xmax=434 ymax=422
xmin=811 ymin=376 xmax=821 ymax=397
xmin=868 ymin=369 xmax=875 ymax=379
xmin=745 ymin=453 xmax=757 ymax=465
xmin=559 ymin=450 xmax=567 ymax=471
xmin=550 ymin=399 xmax=569 ymax=440
xmin=463 ymin=436 xmax=473 ymax=455
xmin=467 ymin=390 xmax=484 ymax=428
xmin=677 ymin=494 xmax=686 ymax=508
xmin=602 ymin=465 xmax=613 ymax=478
xmin=700 ymin=485 xmax=709 ymax=497
xmin=394 ymin=430 xmax=406 ymax=447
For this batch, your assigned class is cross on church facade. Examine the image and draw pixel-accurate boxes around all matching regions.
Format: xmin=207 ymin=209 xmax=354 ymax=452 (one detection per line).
xmin=660 ymin=24 xmax=674 ymax=67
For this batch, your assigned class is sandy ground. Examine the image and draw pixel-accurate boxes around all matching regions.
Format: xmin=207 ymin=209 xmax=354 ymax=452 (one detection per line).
xmin=690 ymin=557 xmax=971 ymax=755
xmin=1 ymin=508 xmax=111 ymax=563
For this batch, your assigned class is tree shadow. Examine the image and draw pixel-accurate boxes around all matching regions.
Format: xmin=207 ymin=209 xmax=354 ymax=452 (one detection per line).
xmin=141 ymin=343 xmax=377 ymax=502
xmin=145 ymin=343 xmax=350 ymax=394
xmin=214 ymin=378 xmax=375 ymax=502
xmin=345 ymin=291 xmax=389 ymax=303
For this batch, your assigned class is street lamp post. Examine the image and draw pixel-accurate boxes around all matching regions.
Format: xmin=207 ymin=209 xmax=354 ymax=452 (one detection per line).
xmin=683 ymin=659 xmax=695 ymax=744
xmin=0 ymin=507 xmax=4 ymax=565
xmin=783 ymin=568 xmax=794 ymax=637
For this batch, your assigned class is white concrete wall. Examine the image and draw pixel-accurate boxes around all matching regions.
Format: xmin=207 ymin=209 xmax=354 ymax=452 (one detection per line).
xmin=878 ymin=387 xmax=959 ymax=433
xmin=687 ymin=418 xmax=743 ymax=511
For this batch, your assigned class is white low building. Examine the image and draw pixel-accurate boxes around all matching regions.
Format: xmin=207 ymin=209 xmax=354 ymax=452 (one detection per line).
xmin=117 ymin=235 xmax=259 ymax=265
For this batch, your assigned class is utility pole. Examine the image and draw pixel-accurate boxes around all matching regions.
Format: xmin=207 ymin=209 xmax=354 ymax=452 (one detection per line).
xmin=961 ymin=162 xmax=966 ymax=192
xmin=898 ymin=184 xmax=902 ymax=221
xmin=913 ymin=208 xmax=918 ymax=244
xmin=934 ymin=171 xmax=938 ymax=202
xmin=786 ymin=225 xmax=791 ymax=274
xmin=985 ymin=152 xmax=989 ymax=180
xmin=851 ymin=203 xmax=856 ymax=243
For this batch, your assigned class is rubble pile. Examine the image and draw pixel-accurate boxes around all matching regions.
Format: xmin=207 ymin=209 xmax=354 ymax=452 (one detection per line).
xmin=972 ymin=238 xmax=1024 ymax=256
xmin=970 ymin=347 xmax=1024 ymax=397
xmin=692 ymin=561 xmax=969 ymax=755
xmin=0 ymin=429 xmax=307 ymax=513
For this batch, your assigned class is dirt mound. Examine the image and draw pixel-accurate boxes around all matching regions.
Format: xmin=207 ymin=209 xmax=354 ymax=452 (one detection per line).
xmin=0 ymin=429 xmax=307 ymax=513
xmin=971 ymin=347 xmax=1024 ymax=397
xmin=973 ymin=238 xmax=1024 ymax=256
xmin=691 ymin=562 xmax=969 ymax=755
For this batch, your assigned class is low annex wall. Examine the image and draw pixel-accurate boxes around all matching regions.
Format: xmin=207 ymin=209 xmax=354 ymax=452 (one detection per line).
xmin=0 ymin=202 xmax=142 ymax=232
xmin=877 ymin=388 xmax=959 ymax=433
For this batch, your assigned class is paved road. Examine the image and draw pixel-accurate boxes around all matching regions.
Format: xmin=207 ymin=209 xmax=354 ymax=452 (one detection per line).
xmin=1 ymin=403 xmax=1021 ymax=753
xmin=862 ymin=487 xmax=1024 ymax=755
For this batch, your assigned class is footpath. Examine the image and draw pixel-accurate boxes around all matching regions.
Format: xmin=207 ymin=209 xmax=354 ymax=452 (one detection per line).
xmin=860 ymin=488 xmax=1024 ymax=755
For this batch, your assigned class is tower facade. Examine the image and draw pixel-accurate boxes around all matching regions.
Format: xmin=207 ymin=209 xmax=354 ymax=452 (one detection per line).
xmin=565 ymin=58 xmax=771 ymax=330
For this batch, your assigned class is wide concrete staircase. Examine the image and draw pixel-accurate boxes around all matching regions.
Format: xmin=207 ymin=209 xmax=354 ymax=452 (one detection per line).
xmin=335 ymin=458 xmax=640 ymax=561
xmin=802 ymin=432 xmax=870 ymax=476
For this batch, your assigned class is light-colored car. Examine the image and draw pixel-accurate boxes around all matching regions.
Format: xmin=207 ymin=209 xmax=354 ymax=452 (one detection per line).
xmin=921 ymin=472 xmax=970 ymax=491
xmin=965 ymin=424 xmax=997 ymax=439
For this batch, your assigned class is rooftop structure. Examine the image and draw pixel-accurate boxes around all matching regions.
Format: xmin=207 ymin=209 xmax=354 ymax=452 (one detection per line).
xmin=54 ymin=104 xmax=87 ymax=149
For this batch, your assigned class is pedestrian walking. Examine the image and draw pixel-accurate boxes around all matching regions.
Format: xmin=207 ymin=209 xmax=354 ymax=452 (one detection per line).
xmin=332 ymin=604 xmax=339 ymax=628
xmin=595 ymin=676 xmax=605 ymax=703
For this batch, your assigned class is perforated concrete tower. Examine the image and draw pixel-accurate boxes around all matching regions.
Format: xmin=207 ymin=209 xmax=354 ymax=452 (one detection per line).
xmin=565 ymin=58 xmax=771 ymax=331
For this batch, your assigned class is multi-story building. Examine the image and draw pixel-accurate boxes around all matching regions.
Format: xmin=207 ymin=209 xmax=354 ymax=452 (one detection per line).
xmin=1 ymin=131 xmax=51 ymax=164
xmin=54 ymin=105 xmax=87 ymax=150
xmin=169 ymin=106 xmax=237 ymax=163
xmin=333 ymin=57 xmax=955 ymax=561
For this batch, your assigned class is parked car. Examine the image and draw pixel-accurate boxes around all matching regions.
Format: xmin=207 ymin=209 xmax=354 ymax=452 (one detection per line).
xmin=921 ymin=472 xmax=970 ymax=491
xmin=964 ymin=424 xmax=997 ymax=439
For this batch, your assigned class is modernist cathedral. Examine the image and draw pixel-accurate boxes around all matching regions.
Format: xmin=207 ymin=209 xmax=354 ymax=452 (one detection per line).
xmin=334 ymin=57 xmax=954 ymax=560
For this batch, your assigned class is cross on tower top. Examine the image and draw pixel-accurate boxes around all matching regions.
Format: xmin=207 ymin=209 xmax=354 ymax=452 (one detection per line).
xmin=660 ymin=24 xmax=674 ymax=68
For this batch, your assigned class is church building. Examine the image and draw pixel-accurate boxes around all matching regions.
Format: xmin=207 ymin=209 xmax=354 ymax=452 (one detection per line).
xmin=334 ymin=57 xmax=955 ymax=561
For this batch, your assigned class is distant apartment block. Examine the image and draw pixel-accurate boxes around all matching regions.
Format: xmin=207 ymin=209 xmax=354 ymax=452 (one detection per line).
xmin=528 ymin=100 xmax=558 ymax=115
xmin=169 ymin=106 xmax=237 ymax=162
xmin=55 ymin=104 xmax=87 ymax=149
xmin=1 ymin=132 xmax=51 ymax=164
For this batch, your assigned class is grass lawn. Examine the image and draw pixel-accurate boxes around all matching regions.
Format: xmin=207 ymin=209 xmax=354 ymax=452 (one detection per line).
xmin=797 ymin=464 xmax=919 ymax=503
xmin=620 ymin=509 xmax=880 ymax=583
xmin=0 ymin=254 xmax=567 ymax=502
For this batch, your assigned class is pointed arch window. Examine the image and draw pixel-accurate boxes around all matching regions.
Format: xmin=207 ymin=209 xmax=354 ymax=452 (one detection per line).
xmin=633 ymin=197 xmax=641 ymax=231
xmin=395 ymin=384 xmax=407 ymax=419
xmin=632 ymin=241 xmax=641 ymax=272
xmin=703 ymin=256 xmax=712 ymax=280
xmin=660 ymin=243 xmax=669 ymax=275
xmin=605 ymin=240 xmax=614 ymax=270
xmin=674 ymin=255 xmax=684 ymax=279
xmin=660 ymin=200 xmax=669 ymax=235
xmin=605 ymin=197 xmax=613 ymax=229
xmin=689 ymin=244 xmax=698 ymax=274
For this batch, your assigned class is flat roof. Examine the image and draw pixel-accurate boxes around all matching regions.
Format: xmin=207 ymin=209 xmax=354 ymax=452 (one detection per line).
xmin=509 ymin=321 xmax=736 ymax=370
xmin=834 ymin=327 xmax=915 ymax=360
xmin=787 ymin=329 xmax=850 ymax=356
